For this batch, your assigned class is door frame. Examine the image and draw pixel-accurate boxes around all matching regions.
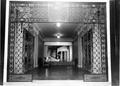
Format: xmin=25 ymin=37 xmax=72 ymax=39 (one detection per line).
xmin=3 ymin=0 xmax=111 ymax=85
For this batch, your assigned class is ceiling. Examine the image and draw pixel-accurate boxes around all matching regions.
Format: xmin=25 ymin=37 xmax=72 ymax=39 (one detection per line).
xmin=34 ymin=23 xmax=79 ymax=39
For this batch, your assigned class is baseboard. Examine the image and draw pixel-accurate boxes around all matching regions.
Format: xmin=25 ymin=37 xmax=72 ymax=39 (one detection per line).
xmin=8 ymin=74 xmax=32 ymax=82
xmin=84 ymin=74 xmax=107 ymax=82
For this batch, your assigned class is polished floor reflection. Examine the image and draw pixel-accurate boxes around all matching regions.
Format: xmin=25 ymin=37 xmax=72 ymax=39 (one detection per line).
xmin=29 ymin=66 xmax=89 ymax=80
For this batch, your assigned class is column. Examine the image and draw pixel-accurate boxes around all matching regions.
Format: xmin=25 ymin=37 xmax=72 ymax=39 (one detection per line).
xmin=69 ymin=46 xmax=72 ymax=62
xmin=60 ymin=51 xmax=62 ymax=61
xmin=92 ymin=24 xmax=102 ymax=74
xmin=78 ymin=36 xmax=83 ymax=68
xmin=64 ymin=51 xmax=67 ymax=61
xmin=67 ymin=50 xmax=69 ymax=62
xmin=36 ymin=36 xmax=38 ymax=67
xmin=33 ymin=35 xmax=38 ymax=68
xmin=14 ymin=23 xmax=24 ymax=74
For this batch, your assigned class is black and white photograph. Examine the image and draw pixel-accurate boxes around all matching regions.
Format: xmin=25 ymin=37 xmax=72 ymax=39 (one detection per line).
xmin=0 ymin=0 xmax=119 ymax=86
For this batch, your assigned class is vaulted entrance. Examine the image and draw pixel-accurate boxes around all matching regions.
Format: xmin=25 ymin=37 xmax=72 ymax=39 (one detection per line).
xmin=4 ymin=1 xmax=110 ymax=83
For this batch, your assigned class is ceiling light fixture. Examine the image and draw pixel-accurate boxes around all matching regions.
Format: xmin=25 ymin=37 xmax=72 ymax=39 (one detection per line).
xmin=54 ymin=33 xmax=63 ymax=39
xmin=57 ymin=35 xmax=60 ymax=38
xmin=56 ymin=22 xmax=61 ymax=27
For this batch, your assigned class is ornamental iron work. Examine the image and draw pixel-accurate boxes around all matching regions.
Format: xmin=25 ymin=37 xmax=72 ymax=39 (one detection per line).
xmin=92 ymin=24 xmax=102 ymax=74
xmin=14 ymin=23 xmax=24 ymax=74
xmin=10 ymin=2 xmax=106 ymax=23
xmin=81 ymin=23 xmax=107 ymax=74
xmin=8 ymin=23 xmax=16 ymax=74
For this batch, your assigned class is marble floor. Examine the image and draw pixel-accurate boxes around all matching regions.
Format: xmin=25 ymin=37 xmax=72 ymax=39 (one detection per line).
xmin=28 ymin=66 xmax=89 ymax=80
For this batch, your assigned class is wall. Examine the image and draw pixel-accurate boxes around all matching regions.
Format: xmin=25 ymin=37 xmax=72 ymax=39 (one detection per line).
xmin=1 ymin=0 xmax=6 ymax=85
xmin=110 ymin=0 xmax=119 ymax=86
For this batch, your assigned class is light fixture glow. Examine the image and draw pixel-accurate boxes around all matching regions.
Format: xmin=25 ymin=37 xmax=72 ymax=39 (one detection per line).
xmin=54 ymin=33 xmax=63 ymax=39
xmin=56 ymin=23 xmax=61 ymax=27
xmin=57 ymin=35 xmax=60 ymax=38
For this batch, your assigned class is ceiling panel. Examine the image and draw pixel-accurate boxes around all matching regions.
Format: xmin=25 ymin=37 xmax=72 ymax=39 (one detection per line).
xmin=35 ymin=23 xmax=79 ymax=38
